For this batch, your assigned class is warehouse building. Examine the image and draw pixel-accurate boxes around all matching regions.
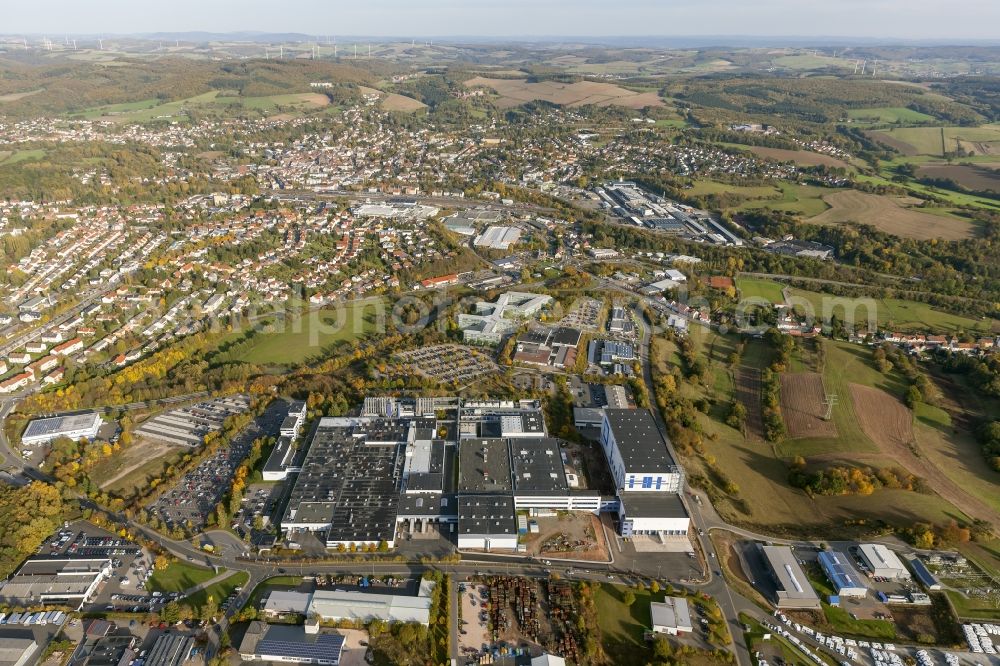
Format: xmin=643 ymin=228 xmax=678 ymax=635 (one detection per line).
xmin=474 ymin=226 xmax=522 ymax=251
xmin=760 ymin=545 xmax=821 ymax=610
xmin=239 ymin=621 xmax=344 ymax=665
xmin=308 ymin=580 xmax=436 ymax=624
xmin=457 ymin=494 xmax=518 ymax=551
xmin=145 ymin=634 xmax=194 ymax=666
xmin=281 ymin=417 xmax=404 ymax=549
xmin=617 ymin=493 xmax=689 ymax=537
xmin=599 ymin=409 xmax=688 ymax=537
xmin=650 ymin=597 xmax=693 ymax=635
xmin=262 ymin=591 xmax=311 ymax=618
xmin=0 ymin=557 xmax=111 ymax=610
xmin=858 ymin=544 xmax=911 ymax=581
xmin=0 ymin=631 xmax=37 ymax=666
xmin=21 ymin=411 xmax=103 ymax=446
xmin=818 ymin=550 xmax=868 ymax=598
xmin=600 ymin=410 xmax=683 ymax=494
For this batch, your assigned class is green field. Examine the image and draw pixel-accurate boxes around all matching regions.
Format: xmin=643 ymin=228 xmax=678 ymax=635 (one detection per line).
xmin=595 ymin=583 xmax=664 ymax=665
xmin=234 ymin=299 xmax=382 ymax=365
xmin=718 ymin=179 xmax=831 ymax=217
xmin=246 ymin=575 xmax=307 ymax=609
xmin=736 ymin=278 xmax=785 ymax=304
xmin=772 ymin=54 xmax=848 ymax=70
xmin=0 ymin=149 xmax=47 ymax=166
xmin=823 ymin=604 xmax=897 ymax=639
xmin=671 ymin=334 xmax=978 ymax=535
xmin=873 ymin=125 xmax=1000 ymax=157
xmin=847 ymin=107 xmax=936 ymax=124
xmin=147 ymin=561 xmax=220 ymax=594
xmin=183 ymin=571 xmax=250 ymax=612
xmin=687 ymin=180 xmax=780 ymax=198
xmin=784 ymin=288 xmax=995 ymax=335
xmin=73 ymin=90 xmax=332 ymax=122
xmin=775 ymin=340 xmax=893 ymax=458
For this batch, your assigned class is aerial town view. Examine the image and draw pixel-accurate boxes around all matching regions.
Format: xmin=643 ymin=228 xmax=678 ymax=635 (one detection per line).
xmin=1 ymin=1 xmax=1000 ymax=665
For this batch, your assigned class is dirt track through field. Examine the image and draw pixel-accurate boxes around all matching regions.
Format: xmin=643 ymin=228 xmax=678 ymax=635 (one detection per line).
xmin=845 ymin=383 xmax=1000 ymax=526
xmin=736 ymin=367 xmax=764 ymax=442
xmin=780 ymin=373 xmax=838 ymax=439
xmin=98 ymin=439 xmax=181 ymax=489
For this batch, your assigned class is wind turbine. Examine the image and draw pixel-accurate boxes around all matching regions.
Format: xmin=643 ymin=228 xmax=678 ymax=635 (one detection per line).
xmin=871 ymin=59 xmax=878 ymax=78
xmin=859 ymin=59 xmax=867 ymax=76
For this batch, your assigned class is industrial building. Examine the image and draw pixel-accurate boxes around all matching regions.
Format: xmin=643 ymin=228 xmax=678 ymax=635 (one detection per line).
xmin=262 ymin=591 xmax=311 ymax=618
xmin=818 ymin=550 xmax=868 ymax=598
xmin=457 ymin=292 xmax=552 ymax=344
xmin=239 ymin=622 xmax=344 ymax=665
xmin=0 ymin=631 xmax=37 ymax=666
xmin=474 ymin=226 xmax=522 ymax=251
xmin=909 ymin=558 xmax=942 ymax=591
xmin=760 ymin=545 xmax=821 ymax=610
xmin=262 ymin=436 xmax=305 ymax=482
xmin=308 ymin=580 xmax=436 ymax=624
xmin=597 ymin=182 xmax=743 ymax=246
xmin=600 ymin=410 xmax=683 ymax=494
xmin=144 ymin=634 xmax=194 ymax=666
xmin=281 ymin=417 xmax=405 ymax=548
xmin=650 ymin=597 xmax=693 ymax=635
xmin=459 ymin=400 xmax=546 ymax=439
xmin=599 ymin=409 xmax=689 ymax=538
xmin=280 ymin=400 xmax=307 ymax=439
xmin=0 ymin=557 xmax=111 ymax=610
xmin=857 ymin=544 xmax=911 ymax=580
xmin=353 ymin=202 xmax=439 ymax=220
xmin=21 ymin=411 xmax=103 ymax=446
xmin=617 ymin=493 xmax=689 ymax=537
xmin=511 ymin=326 xmax=582 ymax=369
xmin=457 ymin=494 xmax=519 ymax=551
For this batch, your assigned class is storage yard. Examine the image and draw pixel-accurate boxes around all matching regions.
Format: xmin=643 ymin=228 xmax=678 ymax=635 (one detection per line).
xmin=135 ymin=395 xmax=250 ymax=447
xmin=458 ymin=576 xmax=588 ymax=665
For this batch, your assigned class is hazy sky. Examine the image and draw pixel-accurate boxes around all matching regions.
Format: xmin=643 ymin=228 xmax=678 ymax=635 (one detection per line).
xmin=5 ymin=0 xmax=1000 ymax=41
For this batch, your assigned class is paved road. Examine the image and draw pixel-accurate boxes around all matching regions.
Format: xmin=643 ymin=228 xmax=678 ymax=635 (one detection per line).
xmin=0 ymin=285 xmax=111 ymax=358
xmin=629 ymin=303 xmax=752 ymax=666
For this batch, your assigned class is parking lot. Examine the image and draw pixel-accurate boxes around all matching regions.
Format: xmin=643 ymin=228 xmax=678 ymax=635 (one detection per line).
xmin=234 ymin=483 xmax=281 ymax=532
xmin=148 ymin=401 xmax=286 ymax=532
xmin=511 ymin=372 xmax=554 ymax=394
xmin=557 ymin=297 xmax=603 ymax=330
xmin=43 ymin=521 xmax=171 ymax=614
xmin=397 ymin=344 xmax=499 ymax=385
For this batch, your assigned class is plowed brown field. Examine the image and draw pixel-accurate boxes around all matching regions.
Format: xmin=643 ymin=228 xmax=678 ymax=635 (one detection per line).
xmin=780 ymin=373 xmax=838 ymax=439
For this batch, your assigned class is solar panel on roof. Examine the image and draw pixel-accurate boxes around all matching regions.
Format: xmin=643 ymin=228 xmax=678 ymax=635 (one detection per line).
xmin=257 ymin=633 xmax=344 ymax=660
